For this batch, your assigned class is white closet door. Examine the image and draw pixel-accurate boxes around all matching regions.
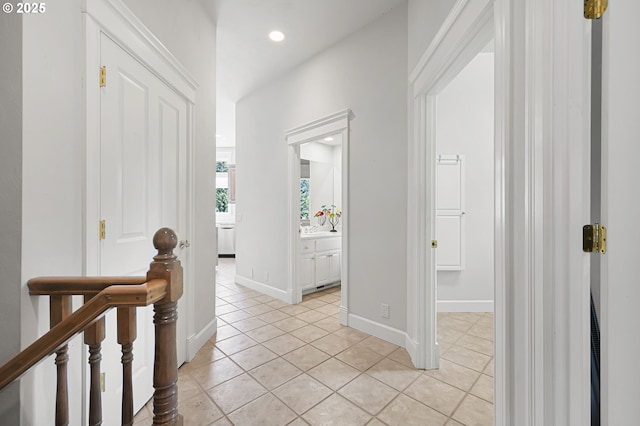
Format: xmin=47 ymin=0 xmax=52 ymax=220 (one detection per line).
xmin=436 ymin=155 xmax=465 ymax=270
xmin=99 ymin=33 xmax=189 ymax=423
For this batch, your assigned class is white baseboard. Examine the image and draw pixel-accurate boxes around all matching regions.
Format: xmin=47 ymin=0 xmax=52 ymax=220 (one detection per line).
xmin=347 ymin=313 xmax=407 ymax=347
xmin=339 ymin=306 xmax=348 ymax=326
xmin=437 ymin=300 xmax=494 ymax=312
xmin=234 ymin=274 xmax=291 ymax=304
xmin=187 ymin=317 xmax=217 ymax=361
xmin=405 ymin=335 xmax=418 ymax=366
xmin=404 ymin=336 xmax=440 ymax=370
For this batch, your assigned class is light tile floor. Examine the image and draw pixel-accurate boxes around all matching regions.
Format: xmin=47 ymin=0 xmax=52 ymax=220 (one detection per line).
xmin=134 ymin=258 xmax=494 ymax=425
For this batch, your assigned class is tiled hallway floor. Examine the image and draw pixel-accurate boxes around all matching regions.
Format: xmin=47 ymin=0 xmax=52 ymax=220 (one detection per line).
xmin=134 ymin=258 xmax=494 ymax=425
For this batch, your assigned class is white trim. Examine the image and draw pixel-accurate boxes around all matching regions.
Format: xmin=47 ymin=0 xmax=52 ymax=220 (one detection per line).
xmin=409 ymin=0 xmax=494 ymax=96
xmin=347 ymin=314 xmax=407 ymax=348
xmin=494 ymin=0 xmax=592 ymax=423
xmin=82 ymin=0 xmax=198 ymax=101
xmin=408 ymin=0 xmax=468 ymax=83
xmin=285 ymin=109 xmax=351 ymax=145
xmin=285 ymin=109 xmax=352 ymax=326
xmin=492 ymin=1 xmax=508 ymax=423
xmin=186 ymin=317 xmax=217 ymax=361
xmin=235 ymin=274 xmax=292 ymax=304
xmin=437 ymin=300 xmax=494 ymax=313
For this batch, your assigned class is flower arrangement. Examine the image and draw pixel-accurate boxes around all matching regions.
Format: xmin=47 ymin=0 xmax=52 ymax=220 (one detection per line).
xmin=314 ymin=205 xmax=342 ymax=232
xmin=313 ymin=209 xmax=326 ymax=226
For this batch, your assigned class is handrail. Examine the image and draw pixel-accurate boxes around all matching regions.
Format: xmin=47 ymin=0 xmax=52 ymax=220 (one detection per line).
xmin=0 ymin=227 xmax=184 ymax=425
xmin=0 ymin=279 xmax=167 ymax=390
xmin=28 ymin=276 xmax=147 ymax=296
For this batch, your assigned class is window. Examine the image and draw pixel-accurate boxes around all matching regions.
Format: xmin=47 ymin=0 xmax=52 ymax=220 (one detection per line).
xmin=216 ymin=161 xmax=229 ymax=213
xmin=300 ymin=178 xmax=310 ymax=221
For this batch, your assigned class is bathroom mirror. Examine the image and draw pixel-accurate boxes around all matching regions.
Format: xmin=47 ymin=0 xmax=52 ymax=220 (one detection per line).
xmin=299 ymin=136 xmax=342 ymax=228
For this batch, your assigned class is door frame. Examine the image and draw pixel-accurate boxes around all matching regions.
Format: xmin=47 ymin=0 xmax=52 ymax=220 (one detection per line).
xmin=600 ymin=2 xmax=640 ymax=423
xmin=407 ymin=0 xmax=592 ymax=424
xmin=285 ymin=109 xmax=351 ymax=325
xmin=407 ymin=0 xmax=494 ymax=370
xmin=83 ymin=0 xmax=197 ymax=401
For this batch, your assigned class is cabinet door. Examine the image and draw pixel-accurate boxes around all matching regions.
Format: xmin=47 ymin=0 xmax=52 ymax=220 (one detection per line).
xmin=328 ymin=252 xmax=341 ymax=283
xmin=315 ymin=253 xmax=330 ymax=286
xmin=299 ymin=255 xmax=315 ymax=290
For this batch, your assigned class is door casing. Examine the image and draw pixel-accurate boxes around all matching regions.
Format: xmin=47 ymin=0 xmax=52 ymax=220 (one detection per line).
xmin=407 ymin=0 xmax=592 ymax=424
xmin=286 ymin=109 xmax=351 ymax=326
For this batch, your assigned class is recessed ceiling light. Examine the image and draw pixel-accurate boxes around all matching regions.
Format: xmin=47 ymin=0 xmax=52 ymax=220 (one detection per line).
xmin=269 ymin=31 xmax=285 ymax=42
xmin=324 ymin=137 xmax=334 ymax=142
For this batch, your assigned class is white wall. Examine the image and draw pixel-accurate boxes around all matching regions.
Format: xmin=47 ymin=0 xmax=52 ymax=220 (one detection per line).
xmin=19 ymin=1 xmax=216 ymax=423
xmin=0 ymin=11 xmax=22 ymax=425
xmin=22 ymin=2 xmax=86 ymax=424
xmin=236 ymin=4 xmax=408 ymax=331
xmin=435 ymin=52 xmax=494 ymax=310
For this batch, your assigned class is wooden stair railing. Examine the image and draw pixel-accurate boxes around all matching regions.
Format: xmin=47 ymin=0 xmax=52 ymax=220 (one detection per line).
xmin=0 ymin=228 xmax=184 ymax=426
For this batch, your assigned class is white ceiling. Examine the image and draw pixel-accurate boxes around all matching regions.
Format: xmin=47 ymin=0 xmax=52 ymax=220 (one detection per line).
xmin=204 ymin=0 xmax=405 ymax=146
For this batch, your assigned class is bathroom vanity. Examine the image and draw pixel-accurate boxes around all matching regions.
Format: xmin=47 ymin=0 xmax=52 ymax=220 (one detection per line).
xmin=298 ymin=233 xmax=341 ymax=294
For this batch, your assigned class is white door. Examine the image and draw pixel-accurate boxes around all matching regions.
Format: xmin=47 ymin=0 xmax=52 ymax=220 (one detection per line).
xmin=328 ymin=252 xmax=341 ymax=283
xmin=299 ymin=255 xmax=315 ymax=290
xmin=315 ymin=253 xmax=330 ymax=286
xmin=600 ymin=2 xmax=640 ymax=423
xmin=99 ymin=33 xmax=189 ymax=423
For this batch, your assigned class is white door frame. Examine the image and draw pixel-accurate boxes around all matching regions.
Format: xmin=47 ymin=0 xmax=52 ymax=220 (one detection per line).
xmin=285 ymin=109 xmax=351 ymax=325
xmin=408 ymin=0 xmax=592 ymax=424
xmin=83 ymin=0 xmax=197 ymax=404
xmin=600 ymin=1 xmax=640 ymax=423
xmin=407 ymin=0 xmax=494 ymax=370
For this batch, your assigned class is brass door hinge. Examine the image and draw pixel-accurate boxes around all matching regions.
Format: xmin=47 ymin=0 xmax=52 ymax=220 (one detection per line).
xmin=583 ymin=224 xmax=606 ymax=253
xmin=99 ymin=220 xmax=106 ymax=240
xmin=100 ymin=372 xmax=105 ymax=392
xmin=584 ymin=0 xmax=608 ymax=19
xmin=99 ymin=66 xmax=106 ymax=87
xmin=432 ymin=240 xmax=438 ymax=248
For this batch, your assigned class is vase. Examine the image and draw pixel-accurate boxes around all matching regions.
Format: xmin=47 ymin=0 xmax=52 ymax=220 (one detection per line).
xmin=317 ymin=215 xmax=326 ymax=226
xmin=328 ymin=215 xmax=339 ymax=232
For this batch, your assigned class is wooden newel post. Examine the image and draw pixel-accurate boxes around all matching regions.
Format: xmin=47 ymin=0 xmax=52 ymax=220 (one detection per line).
xmin=148 ymin=228 xmax=184 ymax=426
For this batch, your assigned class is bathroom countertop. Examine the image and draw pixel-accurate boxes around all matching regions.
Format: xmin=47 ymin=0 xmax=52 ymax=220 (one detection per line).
xmin=300 ymin=231 xmax=341 ymax=240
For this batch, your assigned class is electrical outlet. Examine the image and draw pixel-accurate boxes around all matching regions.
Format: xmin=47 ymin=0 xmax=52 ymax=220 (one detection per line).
xmin=264 ymin=271 xmax=269 ymax=282
xmin=381 ymin=303 xmax=390 ymax=319
xmin=250 ymin=268 xmax=254 ymax=279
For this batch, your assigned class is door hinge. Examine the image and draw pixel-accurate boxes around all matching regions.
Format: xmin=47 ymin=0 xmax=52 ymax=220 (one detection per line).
xmin=583 ymin=224 xmax=606 ymax=253
xmin=432 ymin=240 xmax=438 ymax=248
xmin=100 ymin=372 xmax=105 ymax=392
xmin=584 ymin=0 xmax=608 ymax=19
xmin=99 ymin=220 xmax=106 ymax=240
xmin=99 ymin=66 xmax=106 ymax=87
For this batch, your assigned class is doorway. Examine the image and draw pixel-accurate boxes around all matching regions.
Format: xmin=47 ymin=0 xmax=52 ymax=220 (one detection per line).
xmin=433 ymin=43 xmax=496 ymax=423
xmin=286 ymin=110 xmax=351 ymax=325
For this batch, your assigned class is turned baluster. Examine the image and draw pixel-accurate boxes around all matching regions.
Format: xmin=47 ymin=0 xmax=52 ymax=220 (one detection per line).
xmin=148 ymin=228 xmax=184 ymax=425
xmin=117 ymin=307 xmax=137 ymax=426
xmin=50 ymin=295 xmax=72 ymax=426
xmin=84 ymin=300 xmax=105 ymax=426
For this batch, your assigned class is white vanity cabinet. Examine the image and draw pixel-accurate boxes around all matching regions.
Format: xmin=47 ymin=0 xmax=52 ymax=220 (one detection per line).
xmin=299 ymin=234 xmax=341 ymax=293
